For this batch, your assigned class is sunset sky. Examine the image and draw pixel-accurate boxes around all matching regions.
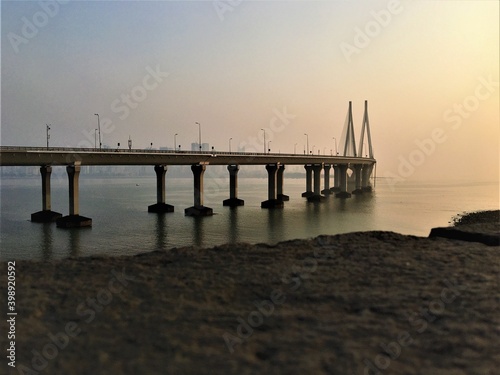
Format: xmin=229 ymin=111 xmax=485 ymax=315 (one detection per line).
xmin=2 ymin=0 xmax=498 ymax=182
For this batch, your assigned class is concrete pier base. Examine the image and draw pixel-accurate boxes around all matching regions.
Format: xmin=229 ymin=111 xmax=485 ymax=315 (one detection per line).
xmin=223 ymin=165 xmax=244 ymax=207
xmin=261 ymin=199 xmax=284 ymax=209
xmin=32 ymin=210 xmax=62 ymax=223
xmin=57 ymin=163 xmax=92 ymax=228
xmin=31 ymin=166 xmax=62 ymax=222
xmin=185 ymin=164 xmax=213 ymax=216
xmin=261 ymin=164 xmax=284 ymax=209
xmin=277 ymin=194 xmax=290 ymax=201
xmin=56 ymin=215 xmax=92 ymax=228
xmin=148 ymin=165 xmax=174 ymax=213
xmin=148 ymin=203 xmax=174 ymax=213
xmin=185 ymin=205 xmax=214 ymax=217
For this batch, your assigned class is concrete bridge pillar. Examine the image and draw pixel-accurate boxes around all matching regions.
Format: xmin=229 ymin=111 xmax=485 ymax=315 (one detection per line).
xmin=31 ymin=165 xmax=62 ymax=222
xmin=148 ymin=165 xmax=174 ymax=213
xmin=308 ymin=163 xmax=325 ymax=202
xmin=185 ymin=163 xmax=213 ymax=216
xmin=362 ymin=164 xmax=374 ymax=192
xmin=56 ymin=162 xmax=92 ymax=228
xmin=277 ymin=164 xmax=289 ymax=201
xmin=261 ymin=163 xmax=284 ymax=209
xmin=352 ymin=164 xmax=364 ymax=195
xmin=321 ymin=164 xmax=333 ymax=195
xmin=330 ymin=164 xmax=341 ymax=193
xmin=335 ymin=164 xmax=352 ymax=199
xmin=223 ymin=164 xmax=244 ymax=207
xmin=301 ymin=164 xmax=314 ymax=198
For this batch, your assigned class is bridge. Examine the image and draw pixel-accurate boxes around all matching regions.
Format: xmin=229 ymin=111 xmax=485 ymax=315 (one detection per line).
xmin=0 ymin=101 xmax=376 ymax=227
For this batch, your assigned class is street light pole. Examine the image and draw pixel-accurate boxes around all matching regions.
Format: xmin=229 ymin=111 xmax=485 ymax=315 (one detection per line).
xmin=95 ymin=129 xmax=98 ymax=149
xmin=94 ymin=114 xmax=101 ymax=150
xmin=46 ymin=124 xmax=51 ymax=149
xmin=229 ymin=137 xmax=232 ymax=152
xmin=261 ymin=128 xmax=266 ymax=154
xmin=174 ymin=133 xmax=178 ymax=151
xmin=268 ymin=141 xmax=271 ymax=153
xmin=304 ymin=133 xmax=309 ymax=155
xmin=195 ymin=122 xmax=201 ymax=151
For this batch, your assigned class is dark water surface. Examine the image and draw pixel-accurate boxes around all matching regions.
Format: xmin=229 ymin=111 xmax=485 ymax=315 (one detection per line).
xmin=0 ymin=175 xmax=498 ymax=260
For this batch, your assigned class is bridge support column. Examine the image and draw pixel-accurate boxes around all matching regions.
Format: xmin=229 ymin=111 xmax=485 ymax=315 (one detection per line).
xmin=31 ymin=166 xmax=62 ymax=222
xmin=277 ymin=164 xmax=289 ymax=201
xmin=301 ymin=164 xmax=314 ymax=198
xmin=352 ymin=165 xmax=364 ymax=195
xmin=330 ymin=164 xmax=341 ymax=193
xmin=185 ymin=164 xmax=213 ymax=216
xmin=308 ymin=164 xmax=326 ymax=202
xmin=362 ymin=164 xmax=374 ymax=192
xmin=223 ymin=165 xmax=244 ymax=207
xmin=148 ymin=165 xmax=174 ymax=213
xmin=335 ymin=164 xmax=352 ymax=199
xmin=261 ymin=163 xmax=284 ymax=209
xmin=321 ymin=164 xmax=333 ymax=195
xmin=56 ymin=163 xmax=92 ymax=228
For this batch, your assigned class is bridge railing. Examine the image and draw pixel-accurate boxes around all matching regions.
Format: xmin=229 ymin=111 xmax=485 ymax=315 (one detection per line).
xmin=0 ymin=146 xmax=374 ymax=159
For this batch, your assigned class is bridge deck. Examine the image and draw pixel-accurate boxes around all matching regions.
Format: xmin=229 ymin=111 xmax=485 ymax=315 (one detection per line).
xmin=0 ymin=147 xmax=376 ymax=166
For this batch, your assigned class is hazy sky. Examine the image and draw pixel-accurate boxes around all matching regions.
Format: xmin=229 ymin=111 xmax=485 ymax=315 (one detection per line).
xmin=1 ymin=0 xmax=499 ymax=182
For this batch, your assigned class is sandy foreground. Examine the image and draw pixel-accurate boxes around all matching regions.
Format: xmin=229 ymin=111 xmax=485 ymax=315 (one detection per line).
xmin=1 ymin=219 xmax=499 ymax=375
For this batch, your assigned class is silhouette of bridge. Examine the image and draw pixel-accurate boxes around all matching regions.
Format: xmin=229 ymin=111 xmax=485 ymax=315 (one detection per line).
xmin=0 ymin=101 xmax=375 ymax=227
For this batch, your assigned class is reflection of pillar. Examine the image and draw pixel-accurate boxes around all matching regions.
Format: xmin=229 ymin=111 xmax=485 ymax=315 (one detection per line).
xmin=321 ymin=164 xmax=332 ymax=195
xmin=56 ymin=162 xmax=92 ymax=228
xmin=185 ymin=164 xmax=213 ymax=216
xmin=335 ymin=164 xmax=352 ymax=198
xmin=223 ymin=165 xmax=244 ymax=207
xmin=31 ymin=165 xmax=62 ymax=222
xmin=261 ymin=164 xmax=284 ymax=209
xmin=301 ymin=164 xmax=314 ymax=198
xmin=277 ymin=164 xmax=289 ymax=201
xmin=352 ymin=164 xmax=363 ymax=194
xmin=308 ymin=164 xmax=325 ymax=202
xmin=362 ymin=164 xmax=374 ymax=192
xmin=330 ymin=164 xmax=341 ymax=193
xmin=148 ymin=165 xmax=174 ymax=213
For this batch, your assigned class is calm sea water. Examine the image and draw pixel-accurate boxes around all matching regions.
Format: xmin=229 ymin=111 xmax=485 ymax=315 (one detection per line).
xmin=0 ymin=172 xmax=498 ymax=260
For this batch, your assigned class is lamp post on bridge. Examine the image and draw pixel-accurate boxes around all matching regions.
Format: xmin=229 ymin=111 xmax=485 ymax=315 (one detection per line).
xmin=304 ymin=133 xmax=309 ymax=155
xmin=195 ymin=122 xmax=202 ymax=151
xmin=261 ymin=128 xmax=266 ymax=154
xmin=94 ymin=114 xmax=101 ymax=150
xmin=46 ymin=124 xmax=51 ymax=149
xmin=229 ymin=137 xmax=232 ymax=152
xmin=174 ymin=133 xmax=178 ymax=152
xmin=268 ymin=140 xmax=271 ymax=154
xmin=94 ymin=129 xmax=98 ymax=149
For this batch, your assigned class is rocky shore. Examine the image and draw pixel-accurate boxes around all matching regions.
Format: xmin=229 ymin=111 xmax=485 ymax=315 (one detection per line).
xmin=1 ymin=211 xmax=498 ymax=375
